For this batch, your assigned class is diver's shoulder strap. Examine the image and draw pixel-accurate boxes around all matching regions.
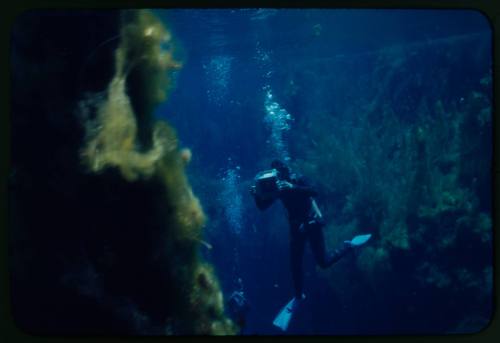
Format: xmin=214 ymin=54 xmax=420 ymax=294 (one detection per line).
xmin=311 ymin=198 xmax=323 ymax=218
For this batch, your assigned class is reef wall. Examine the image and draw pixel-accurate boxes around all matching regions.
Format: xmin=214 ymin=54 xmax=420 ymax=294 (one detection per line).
xmin=9 ymin=9 xmax=235 ymax=335
xmin=277 ymin=33 xmax=492 ymax=333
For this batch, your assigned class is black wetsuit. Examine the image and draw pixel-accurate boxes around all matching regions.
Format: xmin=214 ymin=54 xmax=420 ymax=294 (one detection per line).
xmin=254 ymin=174 xmax=351 ymax=298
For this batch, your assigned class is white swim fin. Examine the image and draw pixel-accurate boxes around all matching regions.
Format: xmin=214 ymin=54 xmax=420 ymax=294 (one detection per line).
xmin=273 ymin=295 xmax=304 ymax=331
xmin=350 ymin=234 xmax=372 ymax=246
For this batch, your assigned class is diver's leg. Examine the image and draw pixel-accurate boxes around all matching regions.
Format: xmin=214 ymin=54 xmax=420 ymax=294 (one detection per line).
xmin=308 ymin=224 xmax=352 ymax=269
xmin=290 ymin=230 xmax=307 ymax=298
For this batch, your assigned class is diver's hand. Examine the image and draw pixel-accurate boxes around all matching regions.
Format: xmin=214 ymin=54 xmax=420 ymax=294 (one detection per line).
xmin=277 ymin=180 xmax=294 ymax=191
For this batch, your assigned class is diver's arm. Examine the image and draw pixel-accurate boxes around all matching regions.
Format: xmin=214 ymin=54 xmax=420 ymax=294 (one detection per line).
xmin=291 ymin=184 xmax=318 ymax=197
xmin=278 ymin=178 xmax=318 ymax=197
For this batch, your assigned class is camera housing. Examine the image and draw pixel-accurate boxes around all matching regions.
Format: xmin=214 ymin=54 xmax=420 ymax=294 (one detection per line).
xmin=254 ymin=169 xmax=279 ymax=198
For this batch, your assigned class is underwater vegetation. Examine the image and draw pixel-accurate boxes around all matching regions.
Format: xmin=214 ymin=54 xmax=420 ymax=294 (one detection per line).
xmin=9 ymin=8 xmax=492 ymax=336
xmin=10 ymin=9 xmax=235 ymax=335
xmin=280 ymin=33 xmax=492 ymax=332
xmin=80 ymin=10 xmax=182 ymax=182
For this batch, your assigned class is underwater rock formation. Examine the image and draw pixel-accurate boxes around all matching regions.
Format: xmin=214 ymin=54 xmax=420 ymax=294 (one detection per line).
xmin=278 ymin=33 xmax=492 ymax=333
xmin=10 ymin=9 xmax=235 ymax=335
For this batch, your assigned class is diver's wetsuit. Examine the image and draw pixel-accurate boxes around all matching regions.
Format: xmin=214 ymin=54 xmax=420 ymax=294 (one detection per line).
xmin=255 ymin=175 xmax=352 ymax=298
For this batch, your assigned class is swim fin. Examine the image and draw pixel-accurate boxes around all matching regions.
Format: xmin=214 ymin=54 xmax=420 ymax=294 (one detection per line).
xmin=273 ymin=295 xmax=304 ymax=331
xmin=349 ymin=234 xmax=372 ymax=246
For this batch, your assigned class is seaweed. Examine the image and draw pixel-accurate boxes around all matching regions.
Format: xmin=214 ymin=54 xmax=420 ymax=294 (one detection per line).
xmin=78 ymin=10 xmax=236 ymax=334
xmin=10 ymin=9 xmax=235 ymax=335
xmin=287 ymin=34 xmax=492 ymax=331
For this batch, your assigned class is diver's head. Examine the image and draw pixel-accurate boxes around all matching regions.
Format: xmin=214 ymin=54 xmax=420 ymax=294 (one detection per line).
xmin=271 ymin=159 xmax=291 ymax=181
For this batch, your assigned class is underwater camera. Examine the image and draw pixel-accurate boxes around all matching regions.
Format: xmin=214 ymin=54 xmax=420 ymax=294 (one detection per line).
xmin=254 ymin=169 xmax=279 ymax=198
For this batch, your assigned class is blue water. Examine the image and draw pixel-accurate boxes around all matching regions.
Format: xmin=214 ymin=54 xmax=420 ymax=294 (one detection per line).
xmin=154 ymin=9 xmax=492 ymax=335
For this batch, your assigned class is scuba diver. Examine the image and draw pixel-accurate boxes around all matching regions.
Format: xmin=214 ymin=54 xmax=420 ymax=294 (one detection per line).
xmin=250 ymin=160 xmax=371 ymax=331
xmin=227 ymin=278 xmax=250 ymax=334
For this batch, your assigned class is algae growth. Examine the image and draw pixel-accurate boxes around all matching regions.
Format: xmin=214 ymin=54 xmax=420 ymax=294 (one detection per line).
xmin=282 ymin=32 xmax=492 ymax=332
xmin=9 ymin=9 xmax=235 ymax=335
xmin=80 ymin=10 xmax=236 ymax=334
